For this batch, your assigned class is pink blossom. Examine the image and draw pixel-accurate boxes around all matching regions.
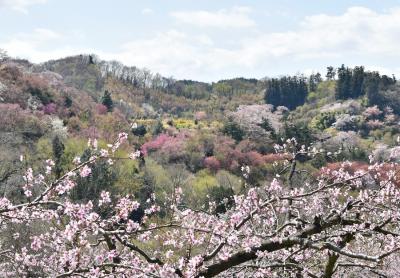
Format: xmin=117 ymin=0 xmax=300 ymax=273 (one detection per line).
xmin=79 ymin=165 xmax=91 ymax=177
xmin=129 ymin=150 xmax=141 ymax=160
xmin=98 ymin=191 xmax=111 ymax=206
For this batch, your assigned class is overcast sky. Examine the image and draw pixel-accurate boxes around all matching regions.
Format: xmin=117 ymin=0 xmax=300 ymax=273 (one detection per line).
xmin=1 ymin=0 xmax=400 ymax=81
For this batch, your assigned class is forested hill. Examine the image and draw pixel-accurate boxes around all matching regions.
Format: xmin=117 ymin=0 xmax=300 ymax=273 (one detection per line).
xmin=1 ymin=52 xmax=400 ymax=214
xmin=2 ymin=52 xmax=400 ymax=276
xmin=29 ymin=54 xmax=265 ymax=116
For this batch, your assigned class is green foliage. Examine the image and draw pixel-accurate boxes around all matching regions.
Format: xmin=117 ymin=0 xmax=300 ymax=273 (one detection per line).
xmin=40 ymin=55 xmax=104 ymax=92
xmin=60 ymin=138 xmax=88 ymax=171
xmin=308 ymin=73 xmax=322 ymax=92
xmin=258 ymin=117 xmax=276 ymax=139
xmin=35 ymin=137 xmax=52 ymax=161
xmin=185 ymin=170 xmax=218 ymax=208
xmin=152 ymin=119 xmax=164 ymax=135
xmin=34 ymin=89 xmax=53 ymax=105
xmin=365 ymin=73 xmax=398 ymax=113
xmin=326 ymin=66 xmax=336 ymax=80
xmin=279 ymin=122 xmax=315 ymax=148
xmin=336 ymin=65 xmax=353 ymax=100
xmin=208 ymin=186 xmax=234 ymax=214
xmin=132 ymin=125 xmax=147 ymax=137
xmin=264 ymin=75 xmax=308 ymax=110
xmin=222 ymin=120 xmax=245 ymax=142
xmin=309 ymin=153 xmax=328 ymax=168
xmin=213 ymin=82 xmax=233 ymax=96
xmin=52 ymin=136 xmax=65 ymax=178
xmin=101 ymin=90 xmax=113 ymax=112
xmin=311 ymin=112 xmax=337 ymax=130
xmin=309 ymin=80 xmax=336 ymax=106
xmin=71 ymin=149 xmax=117 ymax=203
xmin=258 ymin=117 xmax=274 ymax=132
xmin=113 ymin=159 xmax=140 ymax=194
xmin=336 ymin=65 xmax=396 ymax=103
xmin=215 ymin=170 xmax=243 ymax=193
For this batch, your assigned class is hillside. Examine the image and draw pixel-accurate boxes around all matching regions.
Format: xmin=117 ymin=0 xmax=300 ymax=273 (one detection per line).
xmin=1 ymin=54 xmax=400 ymax=277
xmin=1 ymin=54 xmax=400 ymax=200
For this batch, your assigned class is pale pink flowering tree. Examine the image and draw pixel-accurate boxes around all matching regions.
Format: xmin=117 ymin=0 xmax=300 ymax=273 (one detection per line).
xmin=0 ymin=134 xmax=400 ymax=277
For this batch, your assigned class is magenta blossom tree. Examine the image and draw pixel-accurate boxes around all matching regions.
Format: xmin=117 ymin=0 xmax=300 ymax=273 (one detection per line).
xmin=0 ymin=135 xmax=400 ymax=277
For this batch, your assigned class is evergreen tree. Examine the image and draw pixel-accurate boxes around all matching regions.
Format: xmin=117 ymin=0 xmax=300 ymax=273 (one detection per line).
xmin=335 ymin=65 xmax=396 ymax=103
xmin=350 ymin=66 xmax=365 ymax=98
xmin=132 ymin=125 xmax=147 ymax=137
xmin=264 ymin=75 xmax=308 ymax=110
xmin=279 ymin=122 xmax=315 ymax=151
xmin=380 ymin=74 xmax=396 ymax=88
xmin=308 ymin=73 xmax=322 ymax=92
xmin=222 ymin=120 xmax=245 ymax=142
xmin=101 ymin=90 xmax=113 ymax=112
xmin=52 ymin=136 xmax=65 ymax=179
xmin=258 ymin=118 xmax=276 ymax=139
xmin=365 ymin=72 xmax=385 ymax=107
xmin=326 ymin=66 xmax=336 ymax=80
xmin=336 ymin=65 xmax=352 ymax=100
xmin=64 ymin=96 xmax=73 ymax=108
xmin=265 ymin=78 xmax=281 ymax=107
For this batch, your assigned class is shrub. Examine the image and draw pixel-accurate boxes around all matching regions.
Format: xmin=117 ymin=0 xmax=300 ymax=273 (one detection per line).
xmin=42 ymin=103 xmax=57 ymax=115
xmin=366 ymin=119 xmax=384 ymax=130
xmin=101 ymin=90 xmax=113 ymax=112
xmin=23 ymin=75 xmax=53 ymax=105
xmin=132 ymin=125 xmax=147 ymax=137
xmin=311 ymin=112 xmax=336 ymax=130
xmin=95 ymin=104 xmax=108 ymax=115
xmin=203 ymin=156 xmax=220 ymax=172
xmin=333 ymin=114 xmax=359 ymax=131
xmin=194 ymin=111 xmax=207 ymax=121
xmin=222 ymin=120 xmax=245 ymax=142
xmin=363 ymin=105 xmax=382 ymax=119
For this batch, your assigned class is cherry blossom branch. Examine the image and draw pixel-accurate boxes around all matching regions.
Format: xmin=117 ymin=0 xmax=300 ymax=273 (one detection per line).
xmin=197 ymin=209 xmax=354 ymax=277
xmin=237 ymin=262 xmax=319 ymax=278
xmin=321 ymin=243 xmax=400 ymax=262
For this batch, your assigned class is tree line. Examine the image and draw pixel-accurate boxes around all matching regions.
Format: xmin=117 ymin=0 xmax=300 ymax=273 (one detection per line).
xmin=335 ymin=65 xmax=396 ymax=102
xmin=264 ymin=75 xmax=309 ymax=110
xmin=264 ymin=65 xmax=397 ymax=111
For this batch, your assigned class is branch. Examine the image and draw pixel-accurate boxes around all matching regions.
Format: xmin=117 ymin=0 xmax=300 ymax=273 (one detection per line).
xmin=114 ymin=235 xmax=164 ymax=265
xmin=322 ymin=233 xmax=354 ymax=278
xmin=237 ymin=262 xmax=319 ymax=278
xmin=196 ymin=211 xmax=348 ymax=278
xmin=322 ymin=243 xmax=400 ymax=262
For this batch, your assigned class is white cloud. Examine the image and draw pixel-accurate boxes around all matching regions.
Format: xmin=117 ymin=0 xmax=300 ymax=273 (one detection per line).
xmin=141 ymin=8 xmax=153 ymax=15
xmin=222 ymin=5 xmax=400 ymax=75
xmin=106 ymin=6 xmax=400 ymax=80
xmin=0 ymin=28 xmax=91 ymax=62
xmin=2 ymin=28 xmax=63 ymax=50
xmin=170 ymin=6 xmax=255 ymax=28
xmin=101 ymin=30 xmax=204 ymax=77
xmin=3 ymin=7 xmax=400 ymax=81
xmin=0 ymin=0 xmax=47 ymax=13
xmin=22 ymin=28 xmax=62 ymax=41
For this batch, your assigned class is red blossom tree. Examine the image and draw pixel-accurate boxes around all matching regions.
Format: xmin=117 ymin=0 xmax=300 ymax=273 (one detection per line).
xmin=203 ymin=156 xmax=221 ymax=172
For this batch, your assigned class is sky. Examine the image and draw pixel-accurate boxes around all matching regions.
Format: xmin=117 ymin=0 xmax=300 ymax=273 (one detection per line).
xmin=1 ymin=0 xmax=400 ymax=81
